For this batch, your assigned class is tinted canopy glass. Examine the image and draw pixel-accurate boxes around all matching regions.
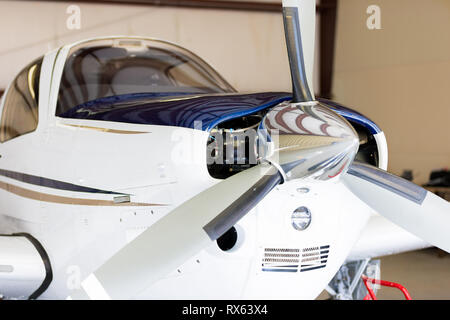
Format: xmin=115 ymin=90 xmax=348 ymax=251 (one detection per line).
xmin=0 ymin=57 xmax=42 ymax=142
xmin=56 ymin=38 xmax=235 ymax=116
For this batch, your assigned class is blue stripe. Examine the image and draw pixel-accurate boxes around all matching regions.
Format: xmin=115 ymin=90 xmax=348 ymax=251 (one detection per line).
xmin=59 ymin=92 xmax=292 ymax=132
xmin=58 ymin=92 xmax=382 ymax=135
xmin=0 ymin=169 xmax=123 ymax=195
xmin=317 ymin=98 xmax=382 ymax=134
xmin=204 ymin=96 xmax=291 ymax=131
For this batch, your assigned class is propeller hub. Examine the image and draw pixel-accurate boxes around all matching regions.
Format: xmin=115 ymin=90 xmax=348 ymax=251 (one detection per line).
xmin=258 ymin=101 xmax=359 ymax=182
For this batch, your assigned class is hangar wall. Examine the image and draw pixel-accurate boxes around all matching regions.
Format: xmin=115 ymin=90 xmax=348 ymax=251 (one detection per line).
xmin=0 ymin=1 xmax=321 ymax=94
xmin=333 ymin=0 xmax=450 ymax=184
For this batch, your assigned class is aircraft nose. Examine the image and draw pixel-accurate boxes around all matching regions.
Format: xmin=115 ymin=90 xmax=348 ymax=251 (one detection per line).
xmin=258 ymin=101 xmax=359 ymax=182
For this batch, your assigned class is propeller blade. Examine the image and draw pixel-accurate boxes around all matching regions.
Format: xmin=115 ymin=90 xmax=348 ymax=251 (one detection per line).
xmin=343 ymin=162 xmax=450 ymax=253
xmin=282 ymin=0 xmax=316 ymax=102
xmin=70 ymin=163 xmax=281 ymax=299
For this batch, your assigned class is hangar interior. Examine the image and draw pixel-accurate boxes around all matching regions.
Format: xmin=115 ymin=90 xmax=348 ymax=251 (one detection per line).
xmin=0 ymin=0 xmax=449 ymax=300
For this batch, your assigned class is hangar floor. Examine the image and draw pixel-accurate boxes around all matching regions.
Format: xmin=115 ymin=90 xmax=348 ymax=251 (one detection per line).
xmin=318 ymin=248 xmax=450 ymax=300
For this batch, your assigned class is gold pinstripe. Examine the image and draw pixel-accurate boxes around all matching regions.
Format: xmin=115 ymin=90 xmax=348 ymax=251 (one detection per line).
xmin=0 ymin=180 xmax=165 ymax=207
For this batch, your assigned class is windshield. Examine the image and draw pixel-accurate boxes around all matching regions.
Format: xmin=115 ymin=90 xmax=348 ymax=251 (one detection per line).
xmin=56 ymin=38 xmax=235 ymax=116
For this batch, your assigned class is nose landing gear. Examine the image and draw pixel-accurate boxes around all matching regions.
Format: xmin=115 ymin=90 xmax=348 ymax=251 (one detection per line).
xmin=361 ymin=275 xmax=412 ymax=300
xmin=326 ymin=259 xmax=412 ymax=300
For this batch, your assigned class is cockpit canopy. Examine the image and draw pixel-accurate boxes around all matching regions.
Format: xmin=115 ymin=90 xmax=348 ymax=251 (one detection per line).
xmin=0 ymin=57 xmax=42 ymax=142
xmin=56 ymin=38 xmax=235 ymax=115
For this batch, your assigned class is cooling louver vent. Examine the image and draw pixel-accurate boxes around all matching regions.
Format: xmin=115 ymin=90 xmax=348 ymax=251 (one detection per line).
xmin=261 ymin=245 xmax=330 ymax=273
xmin=300 ymin=245 xmax=330 ymax=272
xmin=261 ymin=248 xmax=300 ymax=273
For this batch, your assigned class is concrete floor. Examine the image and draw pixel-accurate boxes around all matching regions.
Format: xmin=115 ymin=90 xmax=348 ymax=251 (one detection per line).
xmin=319 ymin=248 xmax=450 ymax=300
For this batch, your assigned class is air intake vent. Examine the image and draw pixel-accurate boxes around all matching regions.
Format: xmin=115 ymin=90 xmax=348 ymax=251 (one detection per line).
xmin=261 ymin=245 xmax=330 ymax=273
xmin=262 ymin=248 xmax=299 ymax=273
xmin=300 ymin=245 xmax=330 ymax=272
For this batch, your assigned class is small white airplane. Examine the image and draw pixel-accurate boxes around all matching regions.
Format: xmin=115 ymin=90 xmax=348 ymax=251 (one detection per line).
xmin=0 ymin=0 xmax=448 ymax=300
